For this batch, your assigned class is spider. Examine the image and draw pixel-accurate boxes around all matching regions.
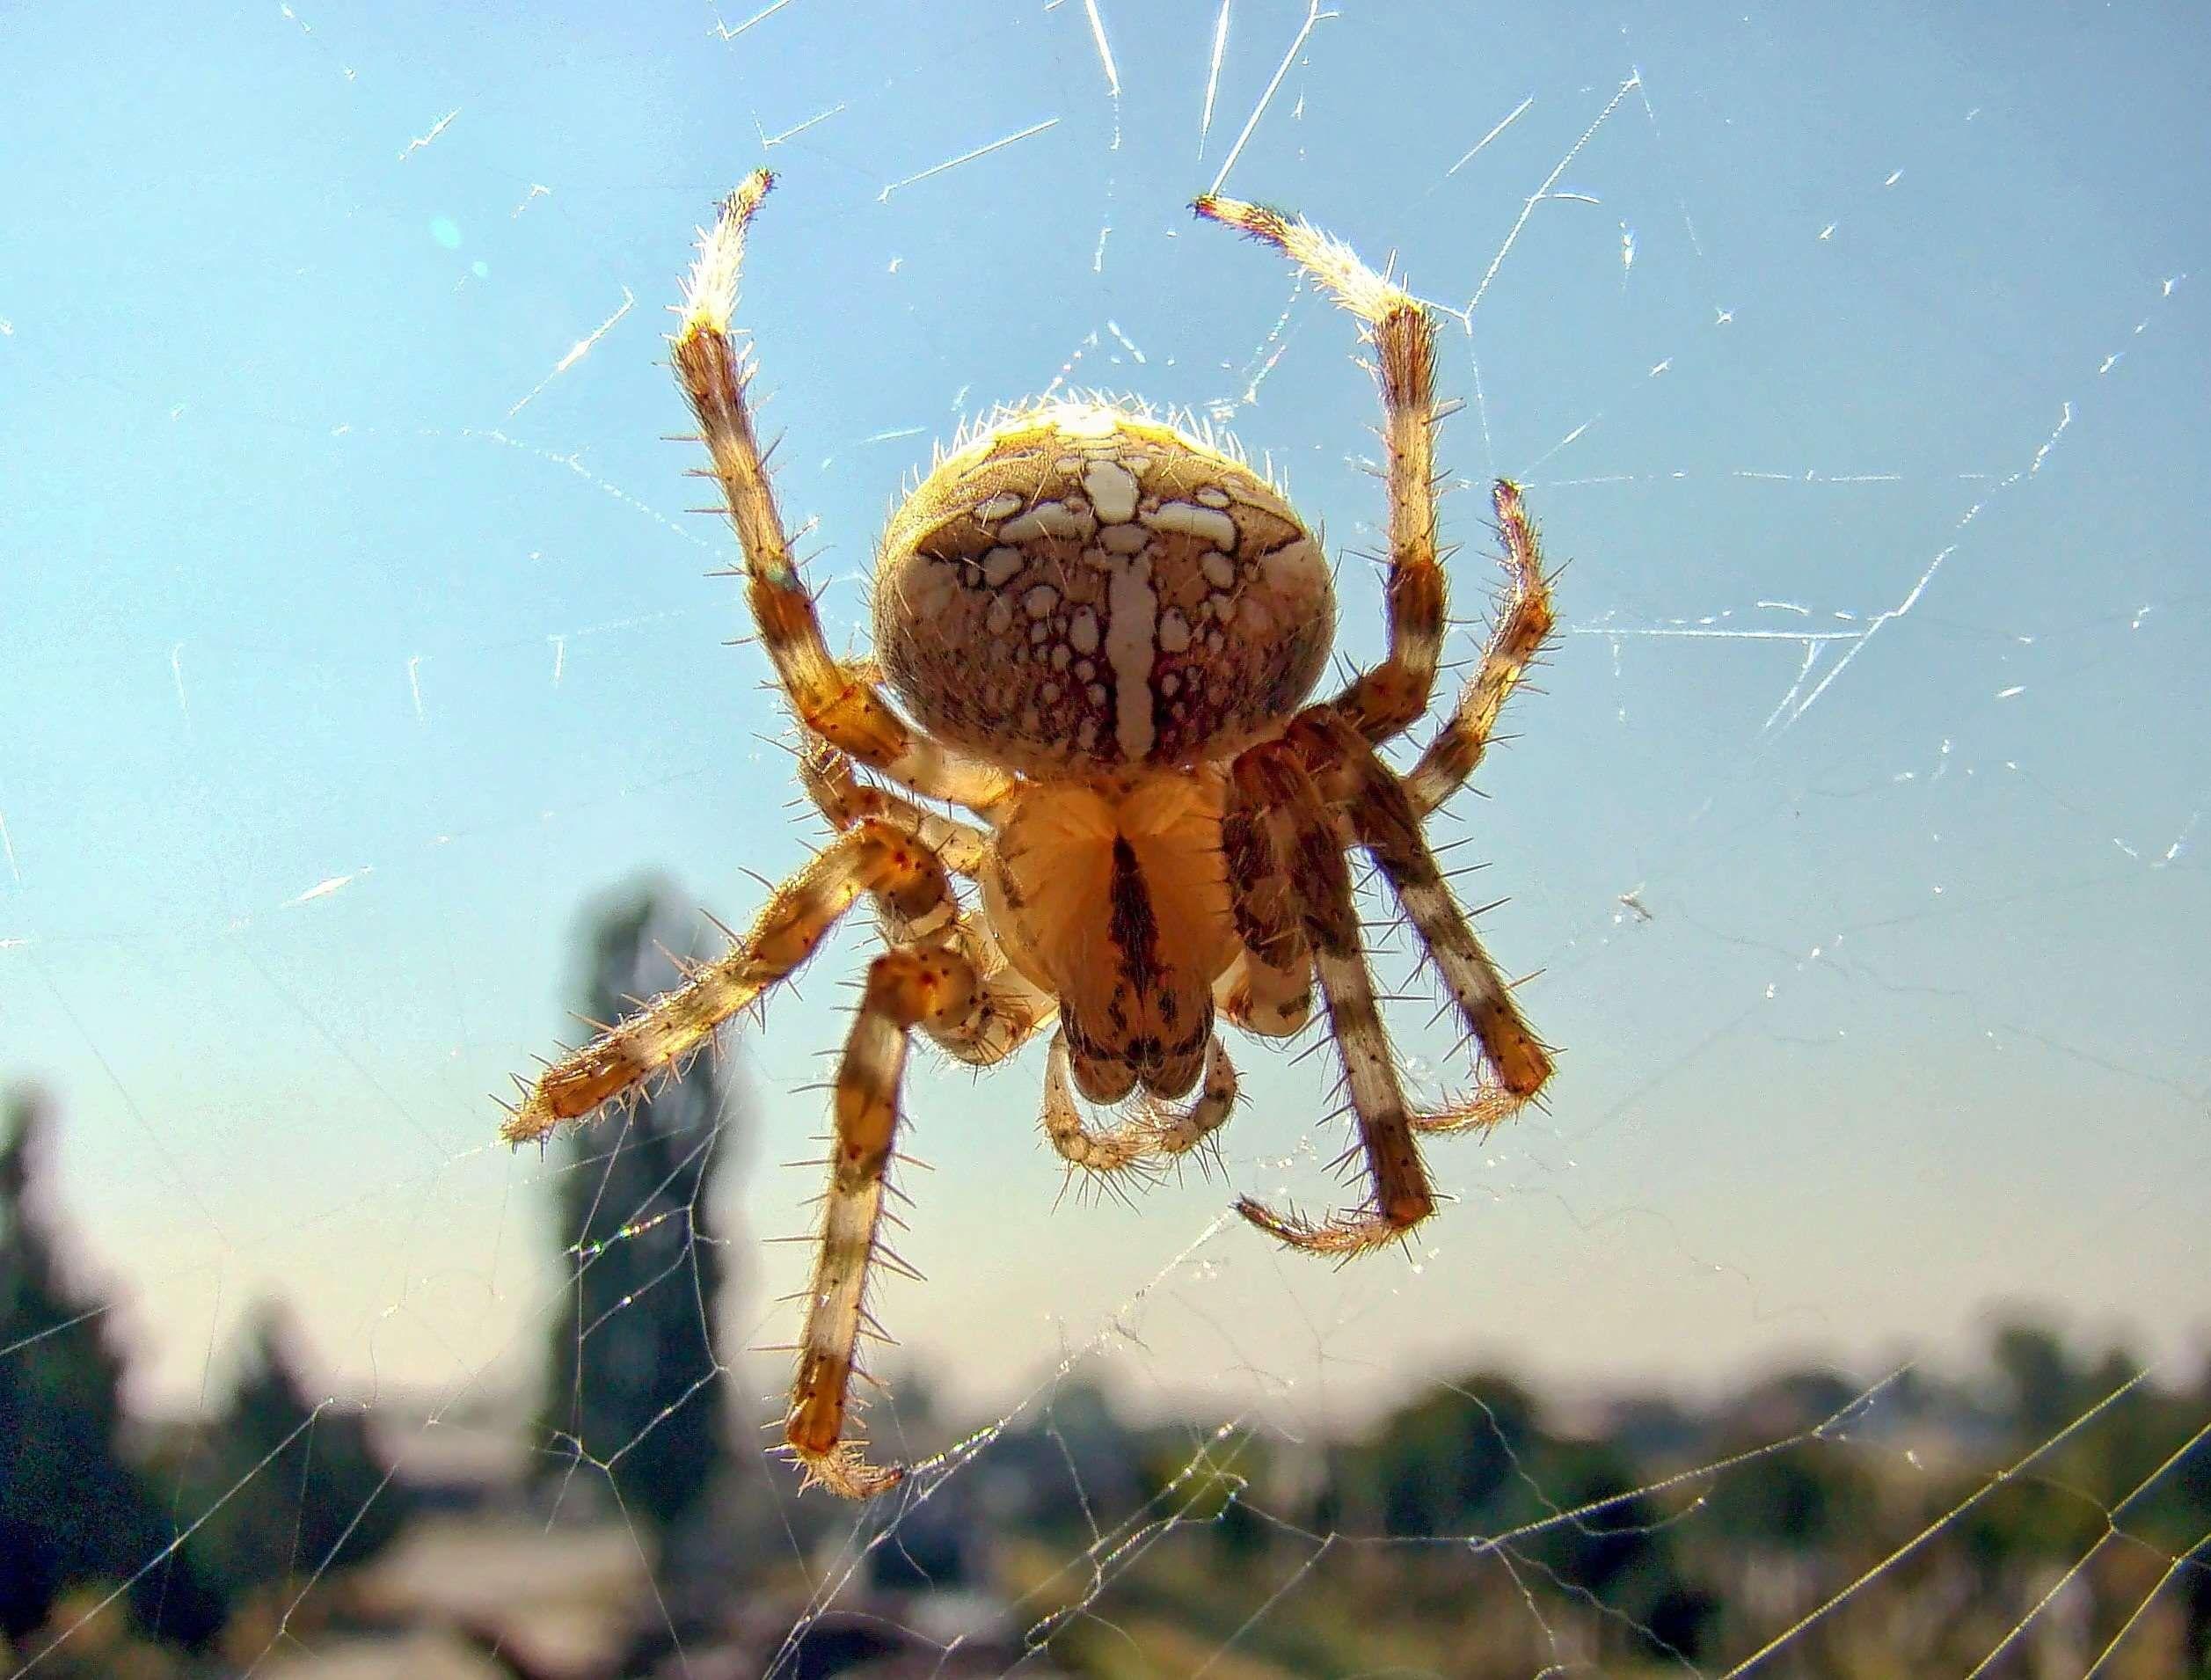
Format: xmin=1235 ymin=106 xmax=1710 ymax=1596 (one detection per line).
xmin=500 ymin=172 xmax=1558 ymax=1499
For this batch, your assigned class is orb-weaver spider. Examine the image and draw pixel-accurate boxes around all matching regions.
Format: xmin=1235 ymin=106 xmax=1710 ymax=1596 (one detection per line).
xmin=502 ymin=173 xmax=1558 ymax=1497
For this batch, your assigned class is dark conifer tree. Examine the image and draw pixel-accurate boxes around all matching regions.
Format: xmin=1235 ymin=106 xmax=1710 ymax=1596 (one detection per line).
xmin=534 ymin=887 xmax=737 ymax=1539
xmin=0 ymin=1089 xmax=225 ymax=1651
xmin=181 ymin=1305 xmax=413 ymax=1605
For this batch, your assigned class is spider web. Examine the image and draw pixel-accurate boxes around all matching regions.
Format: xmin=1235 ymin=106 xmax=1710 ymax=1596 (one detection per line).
xmin=3 ymin=2 xmax=2207 ymax=1676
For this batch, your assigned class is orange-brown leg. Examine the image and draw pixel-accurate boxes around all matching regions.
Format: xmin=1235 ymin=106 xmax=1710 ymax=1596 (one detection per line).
xmin=1195 ymin=193 xmax=1445 ymax=748
xmin=1403 ymin=479 xmax=1557 ymax=817
xmin=1230 ymin=742 xmax=1436 ymax=1255
xmin=1219 ymin=759 xmax=1316 ymax=1038
xmin=784 ymin=942 xmax=976 ymax=1497
xmin=1290 ymin=709 xmax=1553 ymax=1133
xmin=673 ymin=173 xmax=1011 ymax=814
xmin=797 ymin=734 xmax=1051 ymax=1069
xmin=500 ymin=818 xmax=952 ymax=1144
xmin=798 ymin=734 xmax=991 ymax=880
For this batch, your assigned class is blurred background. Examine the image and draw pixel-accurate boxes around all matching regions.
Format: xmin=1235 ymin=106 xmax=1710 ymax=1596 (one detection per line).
xmin=1 ymin=2 xmax=2206 ymax=1674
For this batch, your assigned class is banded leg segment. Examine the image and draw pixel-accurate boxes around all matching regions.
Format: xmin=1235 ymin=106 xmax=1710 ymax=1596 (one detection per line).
xmin=500 ymin=819 xmax=952 ymax=1143
xmin=786 ymin=943 xmax=977 ymax=1498
xmin=1405 ymin=479 xmax=1556 ymax=817
xmin=799 ymin=736 xmax=1052 ymax=1069
xmin=799 ymin=735 xmax=991 ymax=880
xmin=1292 ymin=710 xmax=1552 ymax=1131
xmin=1230 ymin=742 xmax=1436 ymax=1255
xmin=1195 ymin=194 xmax=1445 ymax=747
xmin=673 ymin=173 xmax=1012 ymax=814
xmin=1220 ymin=764 xmax=1316 ymax=1038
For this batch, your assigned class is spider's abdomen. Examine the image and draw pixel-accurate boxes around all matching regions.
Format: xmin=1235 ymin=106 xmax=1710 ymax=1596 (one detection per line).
xmin=984 ymin=770 xmax=1237 ymax=1103
xmin=873 ymin=401 xmax=1334 ymax=776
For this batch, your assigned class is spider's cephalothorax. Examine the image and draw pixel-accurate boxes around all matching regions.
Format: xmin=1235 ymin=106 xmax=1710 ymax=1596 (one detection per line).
xmin=502 ymin=173 xmax=1561 ymax=1501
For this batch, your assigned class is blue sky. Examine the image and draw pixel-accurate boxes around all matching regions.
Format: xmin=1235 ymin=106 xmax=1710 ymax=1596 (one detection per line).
xmin=1 ymin=1 xmax=2205 ymax=1428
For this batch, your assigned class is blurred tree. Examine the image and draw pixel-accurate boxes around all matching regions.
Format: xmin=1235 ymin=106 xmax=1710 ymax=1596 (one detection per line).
xmin=1362 ymin=1371 xmax=1541 ymax=1538
xmin=1520 ymin=1438 xmax=1711 ymax=1662
xmin=1992 ymin=1318 xmax=2097 ymax=1440
xmin=177 ymin=1304 xmax=413 ymax=1616
xmin=0 ymin=1088 xmax=226 ymax=1654
xmin=533 ymin=886 xmax=737 ymax=1542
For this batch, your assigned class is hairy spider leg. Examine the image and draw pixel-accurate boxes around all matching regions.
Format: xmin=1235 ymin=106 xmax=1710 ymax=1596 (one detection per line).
xmin=500 ymin=819 xmax=953 ymax=1143
xmin=786 ymin=940 xmax=979 ymax=1498
xmin=1136 ymin=1034 xmax=1239 ymax=1157
xmin=672 ymin=172 xmax=1012 ymax=815
xmin=1218 ymin=774 xmax=1317 ymax=1038
xmin=798 ymin=736 xmax=1053 ymax=1069
xmin=1229 ymin=743 xmax=1437 ymax=1255
xmin=1039 ymin=1030 xmax=1239 ymax=1180
xmin=1289 ymin=710 xmax=1553 ymax=1132
xmin=799 ymin=734 xmax=992 ymax=879
xmin=1194 ymin=194 xmax=1445 ymax=749
xmin=1405 ymin=479 xmax=1557 ymax=817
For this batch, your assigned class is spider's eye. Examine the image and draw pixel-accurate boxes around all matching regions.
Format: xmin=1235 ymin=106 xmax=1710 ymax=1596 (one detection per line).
xmin=873 ymin=402 xmax=1334 ymax=777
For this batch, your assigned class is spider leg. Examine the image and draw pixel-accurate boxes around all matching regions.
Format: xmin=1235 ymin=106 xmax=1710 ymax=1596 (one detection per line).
xmin=1194 ymin=193 xmax=1444 ymax=749
xmin=798 ymin=734 xmax=991 ymax=880
xmin=1403 ymin=479 xmax=1556 ymax=817
xmin=1040 ymin=1031 xmax=1237 ymax=1179
xmin=1228 ymin=741 xmax=1436 ymax=1256
xmin=1219 ymin=768 xmax=1317 ymax=1038
xmin=798 ymin=734 xmax=1054 ymax=1068
xmin=1136 ymin=1035 xmax=1239 ymax=1158
xmin=674 ymin=173 xmax=1013 ymax=816
xmin=1040 ymin=1029 xmax=1167 ymax=1179
xmin=499 ymin=818 xmax=952 ymax=1144
xmin=929 ymin=919 xmax=1053 ymax=1069
xmin=785 ymin=939 xmax=977 ymax=1498
xmin=1290 ymin=710 xmax=1552 ymax=1129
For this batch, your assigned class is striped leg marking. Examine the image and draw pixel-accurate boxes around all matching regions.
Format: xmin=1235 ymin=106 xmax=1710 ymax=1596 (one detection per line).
xmin=1194 ymin=194 xmax=1445 ymax=748
xmin=1293 ymin=710 xmax=1553 ymax=1132
xmin=1405 ymin=479 xmax=1557 ymax=817
xmin=499 ymin=818 xmax=953 ymax=1144
xmin=785 ymin=943 xmax=977 ymax=1498
xmin=1219 ymin=763 xmax=1316 ymax=1038
xmin=673 ymin=173 xmax=1011 ymax=815
xmin=1230 ymin=743 xmax=1436 ymax=1256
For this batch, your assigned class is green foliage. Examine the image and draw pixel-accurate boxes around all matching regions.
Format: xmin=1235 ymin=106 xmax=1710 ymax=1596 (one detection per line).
xmin=171 ymin=1305 xmax=413 ymax=1609
xmin=1362 ymin=1371 xmax=1541 ymax=1538
xmin=533 ymin=885 xmax=736 ymax=1539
